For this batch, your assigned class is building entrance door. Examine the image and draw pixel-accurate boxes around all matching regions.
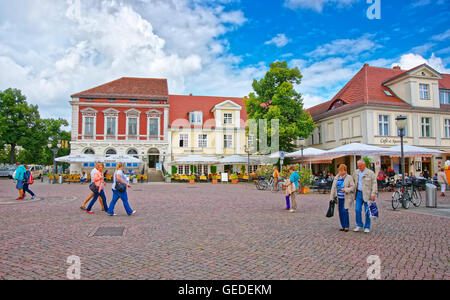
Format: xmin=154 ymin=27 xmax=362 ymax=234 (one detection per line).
xmin=148 ymin=148 xmax=160 ymax=169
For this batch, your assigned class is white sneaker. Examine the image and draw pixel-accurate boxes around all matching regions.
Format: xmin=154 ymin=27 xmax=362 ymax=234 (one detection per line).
xmin=364 ymin=228 xmax=370 ymax=233
xmin=289 ymin=209 xmax=295 ymax=213
xmin=129 ymin=210 xmax=136 ymax=216
xmin=353 ymin=226 xmax=362 ymax=232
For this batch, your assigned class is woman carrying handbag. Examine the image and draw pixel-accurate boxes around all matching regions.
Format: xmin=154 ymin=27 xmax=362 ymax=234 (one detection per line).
xmin=107 ymin=163 xmax=136 ymax=216
xmin=329 ymin=164 xmax=355 ymax=232
xmin=86 ymin=163 xmax=109 ymax=214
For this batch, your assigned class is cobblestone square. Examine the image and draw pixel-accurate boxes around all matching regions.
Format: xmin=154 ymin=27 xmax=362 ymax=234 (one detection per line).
xmin=0 ymin=180 xmax=448 ymax=280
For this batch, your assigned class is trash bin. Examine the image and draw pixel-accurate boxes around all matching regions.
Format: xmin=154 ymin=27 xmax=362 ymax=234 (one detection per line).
xmin=425 ymin=183 xmax=437 ymax=208
xmin=58 ymin=175 xmax=63 ymax=184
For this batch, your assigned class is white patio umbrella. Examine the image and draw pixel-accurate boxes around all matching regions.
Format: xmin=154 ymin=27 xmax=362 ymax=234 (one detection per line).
xmin=170 ymin=155 xmax=219 ymax=165
xmin=286 ymin=147 xmax=327 ymax=158
xmin=219 ymin=155 xmax=257 ymax=164
xmin=324 ymin=143 xmax=391 ymax=157
xmin=103 ymin=154 xmax=143 ymax=164
xmin=387 ymin=145 xmax=444 ymax=157
xmin=55 ymin=154 xmax=101 ymax=163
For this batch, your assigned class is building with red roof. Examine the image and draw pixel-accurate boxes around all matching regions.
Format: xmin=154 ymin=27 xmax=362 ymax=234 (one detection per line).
xmin=306 ymin=63 xmax=450 ymax=176
xmin=69 ymin=78 xmax=252 ymax=177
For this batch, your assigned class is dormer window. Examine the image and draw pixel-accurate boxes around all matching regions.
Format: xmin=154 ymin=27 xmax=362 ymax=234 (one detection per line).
xmin=189 ymin=111 xmax=203 ymax=125
xmin=223 ymin=113 xmax=233 ymax=124
xmin=420 ymin=84 xmax=430 ymax=100
xmin=329 ymin=100 xmax=345 ymax=111
xmin=383 ymin=90 xmax=393 ymax=97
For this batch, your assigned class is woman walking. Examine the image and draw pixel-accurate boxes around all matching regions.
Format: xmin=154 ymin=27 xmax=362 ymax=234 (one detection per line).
xmin=107 ymin=163 xmax=136 ymax=216
xmin=86 ymin=163 xmax=108 ymax=214
xmin=330 ymin=164 xmax=355 ymax=232
xmin=437 ymin=168 xmax=447 ymax=197
xmin=80 ymin=163 xmax=105 ymax=211
xmin=287 ymin=167 xmax=299 ymax=213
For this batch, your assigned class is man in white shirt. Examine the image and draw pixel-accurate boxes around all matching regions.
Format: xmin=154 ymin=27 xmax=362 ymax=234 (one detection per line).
xmin=353 ymin=160 xmax=377 ymax=233
xmin=80 ymin=163 xmax=105 ymax=211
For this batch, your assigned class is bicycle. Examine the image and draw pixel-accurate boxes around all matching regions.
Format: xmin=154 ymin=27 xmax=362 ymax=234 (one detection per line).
xmin=256 ymin=176 xmax=270 ymax=190
xmin=270 ymin=177 xmax=286 ymax=192
xmin=392 ymin=179 xmax=422 ymax=210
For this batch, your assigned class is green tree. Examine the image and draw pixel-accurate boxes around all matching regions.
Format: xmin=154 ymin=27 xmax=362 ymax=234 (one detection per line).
xmin=244 ymin=61 xmax=316 ymax=152
xmin=0 ymin=88 xmax=70 ymax=164
xmin=0 ymin=88 xmax=41 ymax=163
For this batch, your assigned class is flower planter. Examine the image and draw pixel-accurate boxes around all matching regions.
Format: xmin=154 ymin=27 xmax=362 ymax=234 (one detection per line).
xmin=301 ymin=187 xmax=310 ymax=194
xmin=231 ymin=179 xmax=239 ymax=184
xmin=212 ymin=179 xmax=218 ymax=184
xmin=133 ymin=178 xmax=138 ymax=184
xmin=189 ymin=179 xmax=195 ymax=184
xmin=165 ymin=177 xmax=171 ymax=183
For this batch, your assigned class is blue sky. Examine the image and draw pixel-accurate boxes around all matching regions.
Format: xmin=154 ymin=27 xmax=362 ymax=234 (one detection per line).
xmin=0 ymin=0 xmax=449 ymax=123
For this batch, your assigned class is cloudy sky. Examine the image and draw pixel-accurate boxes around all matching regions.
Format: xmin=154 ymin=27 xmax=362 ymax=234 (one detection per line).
xmin=0 ymin=0 xmax=449 ymax=123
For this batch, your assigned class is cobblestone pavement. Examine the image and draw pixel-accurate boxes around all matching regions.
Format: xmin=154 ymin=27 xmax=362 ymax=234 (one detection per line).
xmin=0 ymin=179 xmax=448 ymax=280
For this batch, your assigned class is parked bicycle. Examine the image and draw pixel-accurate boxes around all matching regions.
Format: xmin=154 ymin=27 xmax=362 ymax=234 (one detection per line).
xmin=392 ymin=179 xmax=422 ymax=210
xmin=256 ymin=176 xmax=270 ymax=190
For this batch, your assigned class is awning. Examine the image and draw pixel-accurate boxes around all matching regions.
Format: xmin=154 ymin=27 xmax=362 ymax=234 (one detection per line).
xmin=387 ymin=145 xmax=444 ymax=157
xmin=170 ymin=155 xmax=219 ymax=165
xmin=218 ymin=155 xmax=259 ymax=164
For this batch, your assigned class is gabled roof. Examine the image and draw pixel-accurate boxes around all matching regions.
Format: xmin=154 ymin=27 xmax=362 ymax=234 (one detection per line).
xmin=308 ymin=64 xmax=409 ymax=119
xmin=169 ymin=95 xmax=246 ymax=127
xmin=382 ymin=63 xmax=442 ymax=85
xmin=71 ymin=77 xmax=169 ymax=100
xmin=440 ymin=74 xmax=450 ymax=90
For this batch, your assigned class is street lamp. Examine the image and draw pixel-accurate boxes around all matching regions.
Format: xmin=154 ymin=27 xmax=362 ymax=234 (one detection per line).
xmin=244 ymin=144 xmax=251 ymax=179
xmin=299 ymin=138 xmax=306 ymax=169
xmin=47 ymin=140 xmax=62 ymax=184
xmin=396 ymin=115 xmax=407 ymax=186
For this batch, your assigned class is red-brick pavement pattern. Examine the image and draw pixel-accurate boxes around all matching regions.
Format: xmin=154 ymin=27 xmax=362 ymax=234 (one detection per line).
xmin=0 ymin=180 xmax=448 ymax=280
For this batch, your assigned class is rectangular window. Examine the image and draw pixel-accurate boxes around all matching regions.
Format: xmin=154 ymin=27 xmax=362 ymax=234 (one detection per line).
xmin=179 ymin=133 xmax=189 ymax=148
xmin=420 ymin=84 xmax=430 ymax=100
xmin=189 ymin=111 xmax=203 ymax=125
xmin=128 ymin=118 xmax=137 ymax=136
xmin=198 ymin=134 xmax=208 ymax=148
xmin=84 ymin=117 xmax=94 ymax=136
xmin=106 ymin=117 xmax=116 ymax=136
xmin=445 ymin=119 xmax=450 ymax=138
xmin=421 ymin=117 xmax=432 ymax=137
xmin=440 ymin=91 xmax=450 ymax=104
xmin=149 ymin=118 xmax=158 ymax=138
xmin=311 ymin=133 xmax=315 ymax=145
xmin=318 ymin=126 xmax=322 ymax=144
xmin=184 ymin=165 xmax=190 ymax=175
xmin=178 ymin=165 xmax=183 ymax=174
xmin=224 ymin=134 xmax=233 ymax=149
xmin=378 ymin=115 xmax=389 ymax=136
xmin=223 ymin=113 xmax=233 ymax=125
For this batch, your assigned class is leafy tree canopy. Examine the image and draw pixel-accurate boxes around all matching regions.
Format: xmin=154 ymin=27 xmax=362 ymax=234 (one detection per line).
xmin=244 ymin=61 xmax=316 ymax=152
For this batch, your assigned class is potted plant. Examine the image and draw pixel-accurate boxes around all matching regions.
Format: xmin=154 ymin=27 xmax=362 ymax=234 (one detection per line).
xmin=188 ymin=174 xmax=196 ymax=184
xmin=230 ymin=173 xmax=239 ymax=184
xmin=165 ymin=174 xmax=171 ymax=183
xmin=299 ymin=168 xmax=313 ymax=194
xmin=132 ymin=175 xmax=138 ymax=184
xmin=211 ymin=174 xmax=218 ymax=184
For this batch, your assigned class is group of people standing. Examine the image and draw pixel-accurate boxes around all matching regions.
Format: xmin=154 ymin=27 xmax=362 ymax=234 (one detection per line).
xmin=281 ymin=160 xmax=378 ymax=233
xmin=79 ymin=162 xmax=136 ymax=216
xmin=13 ymin=162 xmax=36 ymax=200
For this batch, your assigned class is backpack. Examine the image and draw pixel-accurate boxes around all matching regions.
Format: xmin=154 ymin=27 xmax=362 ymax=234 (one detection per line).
xmin=25 ymin=171 xmax=34 ymax=185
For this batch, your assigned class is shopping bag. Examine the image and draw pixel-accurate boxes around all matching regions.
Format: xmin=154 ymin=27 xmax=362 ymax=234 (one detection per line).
xmin=367 ymin=201 xmax=379 ymax=219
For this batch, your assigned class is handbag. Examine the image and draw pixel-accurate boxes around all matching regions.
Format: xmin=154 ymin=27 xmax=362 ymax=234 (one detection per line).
xmin=89 ymin=182 xmax=99 ymax=194
xmin=326 ymin=197 xmax=337 ymax=218
xmin=115 ymin=181 xmax=127 ymax=193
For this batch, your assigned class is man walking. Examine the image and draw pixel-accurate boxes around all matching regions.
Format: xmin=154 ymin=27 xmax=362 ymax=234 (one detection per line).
xmin=288 ymin=166 xmax=300 ymax=213
xmin=13 ymin=162 xmax=26 ymax=200
xmin=23 ymin=165 xmax=36 ymax=200
xmin=353 ymin=160 xmax=377 ymax=233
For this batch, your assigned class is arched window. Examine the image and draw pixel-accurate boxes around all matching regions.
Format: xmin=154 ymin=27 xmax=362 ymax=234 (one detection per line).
xmin=105 ymin=149 xmax=117 ymax=157
xmin=127 ymin=149 xmax=139 ymax=158
xmin=84 ymin=148 xmax=95 ymax=155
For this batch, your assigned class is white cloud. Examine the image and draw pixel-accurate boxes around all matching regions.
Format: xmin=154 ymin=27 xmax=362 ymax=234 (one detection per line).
xmin=393 ymin=53 xmax=450 ymax=73
xmin=0 ymin=0 xmax=262 ymax=122
xmin=306 ymin=34 xmax=381 ymax=58
xmin=284 ymin=0 xmax=357 ymax=12
xmin=264 ymin=34 xmax=290 ymax=48
xmin=432 ymin=29 xmax=450 ymax=41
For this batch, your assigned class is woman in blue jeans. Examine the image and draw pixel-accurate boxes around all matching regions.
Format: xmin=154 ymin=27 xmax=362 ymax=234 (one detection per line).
xmin=86 ymin=163 xmax=108 ymax=214
xmin=330 ymin=164 xmax=355 ymax=232
xmin=107 ymin=162 xmax=136 ymax=216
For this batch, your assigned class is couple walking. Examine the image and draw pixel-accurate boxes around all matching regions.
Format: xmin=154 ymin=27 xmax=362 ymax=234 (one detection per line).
xmin=13 ymin=162 xmax=36 ymax=200
xmin=80 ymin=162 xmax=135 ymax=216
xmin=329 ymin=160 xmax=377 ymax=233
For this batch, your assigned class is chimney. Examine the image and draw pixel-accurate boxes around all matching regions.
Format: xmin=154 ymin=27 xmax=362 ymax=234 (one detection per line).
xmin=189 ymin=93 xmax=193 ymax=96
xmin=393 ymin=66 xmax=401 ymax=70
